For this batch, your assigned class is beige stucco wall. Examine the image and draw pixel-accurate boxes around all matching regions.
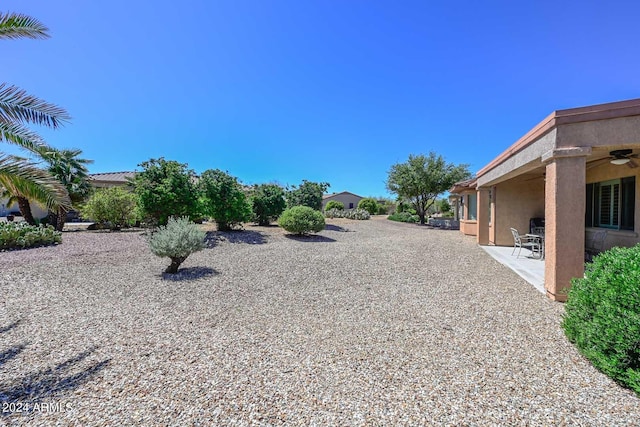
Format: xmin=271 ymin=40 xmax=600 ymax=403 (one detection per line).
xmin=0 ymin=198 xmax=48 ymax=219
xmin=457 ymin=190 xmax=478 ymax=236
xmin=492 ymin=178 xmax=545 ymax=246
xmin=586 ymin=162 xmax=640 ymax=250
xmin=322 ymin=193 xmax=363 ymax=210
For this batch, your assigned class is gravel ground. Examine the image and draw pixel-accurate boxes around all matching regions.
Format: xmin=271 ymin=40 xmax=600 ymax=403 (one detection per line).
xmin=1 ymin=217 xmax=638 ymax=426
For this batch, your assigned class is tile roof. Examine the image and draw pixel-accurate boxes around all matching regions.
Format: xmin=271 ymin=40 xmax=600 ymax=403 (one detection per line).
xmin=89 ymin=171 xmax=136 ymax=182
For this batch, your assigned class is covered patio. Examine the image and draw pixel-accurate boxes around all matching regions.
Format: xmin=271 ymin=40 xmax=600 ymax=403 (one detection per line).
xmin=458 ymin=98 xmax=640 ymax=301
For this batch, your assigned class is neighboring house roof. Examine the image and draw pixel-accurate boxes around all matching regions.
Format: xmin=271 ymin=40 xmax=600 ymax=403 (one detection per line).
xmin=449 ymin=178 xmax=477 ymax=194
xmin=89 ymin=171 xmax=136 ymax=184
xmin=322 ymin=191 xmax=364 ymax=200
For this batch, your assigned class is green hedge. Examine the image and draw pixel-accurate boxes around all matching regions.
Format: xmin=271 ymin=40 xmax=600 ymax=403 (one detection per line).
xmin=387 ymin=212 xmax=419 ymax=223
xmin=0 ymin=222 xmax=62 ymax=250
xmin=562 ymin=245 xmax=640 ymax=395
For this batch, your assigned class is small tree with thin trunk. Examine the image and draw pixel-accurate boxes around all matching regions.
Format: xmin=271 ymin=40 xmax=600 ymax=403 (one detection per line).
xmin=386 ymin=152 xmax=471 ymax=225
xmin=148 ymin=216 xmax=206 ymax=274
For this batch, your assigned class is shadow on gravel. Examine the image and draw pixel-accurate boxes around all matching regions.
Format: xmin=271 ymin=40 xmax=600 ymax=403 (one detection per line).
xmin=285 ymin=234 xmax=336 ymax=243
xmin=0 ymin=320 xmax=22 ymax=334
xmin=162 ymin=266 xmax=219 ymax=281
xmin=325 ymin=224 xmax=351 ymax=232
xmin=204 ymin=231 xmax=267 ymax=247
xmin=0 ymin=347 xmax=110 ymax=415
xmin=0 ymin=344 xmax=27 ymax=367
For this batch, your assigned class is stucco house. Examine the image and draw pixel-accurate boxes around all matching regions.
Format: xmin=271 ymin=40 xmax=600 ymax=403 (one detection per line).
xmin=0 ymin=171 xmax=137 ymax=221
xmin=450 ymin=98 xmax=640 ymax=301
xmin=322 ymin=191 xmax=364 ymax=210
xmin=89 ymin=171 xmax=136 ymax=188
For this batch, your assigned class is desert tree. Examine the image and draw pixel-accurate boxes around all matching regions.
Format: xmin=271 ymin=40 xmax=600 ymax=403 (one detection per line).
xmin=286 ymin=180 xmax=330 ymax=211
xmin=386 ymin=152 xmax=471 ymax=225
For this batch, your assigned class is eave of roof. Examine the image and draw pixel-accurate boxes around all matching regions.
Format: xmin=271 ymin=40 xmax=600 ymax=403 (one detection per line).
xmin=476 ymin=98 xmax=640 ymax=178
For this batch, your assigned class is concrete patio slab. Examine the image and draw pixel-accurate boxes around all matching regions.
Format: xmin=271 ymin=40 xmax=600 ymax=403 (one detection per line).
xmin=481 ymin=245 xmax=545 ymax=294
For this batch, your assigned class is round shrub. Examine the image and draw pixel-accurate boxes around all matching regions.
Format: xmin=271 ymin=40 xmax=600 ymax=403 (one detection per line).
xmin=324 ymin=200 xmax=344 ymax=211
xmin=358 ymin=198 xmax=379 ymax=215
xmin=148 ymin=216 xmax=206 ymax=274
xmin=81 ymin=187 xmax=140 ymax=230
xmin=278 ymin=206 xmax=325 ymax=235
xmin=562 ymin=245 xmax=640 ymax=395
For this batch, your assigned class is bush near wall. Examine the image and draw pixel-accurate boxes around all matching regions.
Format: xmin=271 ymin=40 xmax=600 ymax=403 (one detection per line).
xmin=562 ymin=245 xmax=640 ymax=395
xmin=0 ymin=222 xmax=61 ymax=250
xmin=324 ymin=208 xmax=370 ymax=220
xmin=324 ymin=200 xmax=344 ymax=211
xmin=357 ymin=198 xmax=379 ymax=215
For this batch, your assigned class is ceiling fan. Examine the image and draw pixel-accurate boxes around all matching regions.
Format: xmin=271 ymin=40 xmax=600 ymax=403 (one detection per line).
xmin=608 ymin=149 xmax=638 ymax=167
xmin=587 ymin=149 xmax=639 ymax=169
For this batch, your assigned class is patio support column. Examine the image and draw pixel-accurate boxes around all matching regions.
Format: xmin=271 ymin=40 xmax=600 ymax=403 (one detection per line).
xmin=543 ymin=147 xmax=590 ymax=301
xmin=477 ymin=188 xmax=490 ymax=245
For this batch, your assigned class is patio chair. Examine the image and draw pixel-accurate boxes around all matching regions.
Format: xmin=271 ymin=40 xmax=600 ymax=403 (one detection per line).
xmin=510 ymin=228 xmax=541 ymax=259
xmin=585 ymin=230 xmax=607 ymax=262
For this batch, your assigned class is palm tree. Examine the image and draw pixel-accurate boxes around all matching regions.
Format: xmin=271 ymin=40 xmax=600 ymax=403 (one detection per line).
xmin=38 ymin=147 xmax=93 ymax=230
xmin=0 ymin=12 xmax=72 ymax=222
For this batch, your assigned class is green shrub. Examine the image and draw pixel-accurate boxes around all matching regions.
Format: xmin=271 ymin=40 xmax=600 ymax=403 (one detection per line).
xmin=278 ymin=206 xmax=325 ymax=235
xmin=358 ymin=198 xmax=379 ymax=215
xmin=249 ymin=183 xmax=286 ymax=226
xmin=0 ymin=222 xmax=61 ymax=250
xmin=387 ymin=212 xmax=419 ymax=223
xmin=562 ymin=245 xmax=640 ymax=395
xmin=147 ymin=216 xmax=206 ymax=274
xmin=81 ymin=187 xmax=140 ymax=230
xmin=324 ymin=200 xmax=344 ymax=211
xmin=199 ymin=169 xmax=252 ymax=231
xmin=286 ymin=180 xmax=330 ymax=210
xmin=324 ymin=208 xmax=370 ymax=220
xmin=132 ymin=158 xmax=201 ymax=226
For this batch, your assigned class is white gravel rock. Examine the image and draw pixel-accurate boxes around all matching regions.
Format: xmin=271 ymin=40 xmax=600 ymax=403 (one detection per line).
xmin=0 ymin=218 xmax=638 ymax=426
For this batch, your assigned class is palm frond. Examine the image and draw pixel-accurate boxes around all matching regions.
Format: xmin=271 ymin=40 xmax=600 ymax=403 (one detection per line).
xmin=0 ymin=84 xmax=70 ymax=128
xmin=0 ymin=120 xmax=47 ymax=152
xmin=0 ymin=12 xmax=49 ymax=40
xmin=0 ymin=154 xmax=71 ymax=210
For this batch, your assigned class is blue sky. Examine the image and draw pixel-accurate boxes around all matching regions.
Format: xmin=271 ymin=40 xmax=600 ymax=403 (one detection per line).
xmin=4 ymin=1 xmax=640 ymax=197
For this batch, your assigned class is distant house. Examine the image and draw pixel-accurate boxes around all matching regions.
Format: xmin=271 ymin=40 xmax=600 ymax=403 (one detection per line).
xmin=322 ymin=191 xmax=364 ymax=210
xmin=89 ymin=171 xmax=136 ymax=189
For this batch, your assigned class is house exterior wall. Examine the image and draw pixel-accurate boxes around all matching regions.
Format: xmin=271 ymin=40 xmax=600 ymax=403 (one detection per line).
xmin=458 ymin=191 xmax=477 ymax=236
xmin=0 ymin=199 xmax=48 ymax=219
xmin=91 ymin=180 xmax=129 ymax=189
xmin=322 ymin=193 xmax=364 ymax=210
xmin=586 ymin=162 xmax=640 ymax=251
xmin=492 ymin=179 xmax=545 ymax=246
xmin=467 ymin=98 xmax=640 ymax=300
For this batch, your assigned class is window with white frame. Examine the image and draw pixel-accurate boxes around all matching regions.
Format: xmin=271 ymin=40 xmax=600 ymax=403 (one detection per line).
xmin=586 ymin=177 xmax=635 ymax=230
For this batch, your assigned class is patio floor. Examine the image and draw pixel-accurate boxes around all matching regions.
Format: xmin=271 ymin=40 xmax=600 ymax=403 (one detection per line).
xmin=481 ymin=245 xmax=545 ymax=294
